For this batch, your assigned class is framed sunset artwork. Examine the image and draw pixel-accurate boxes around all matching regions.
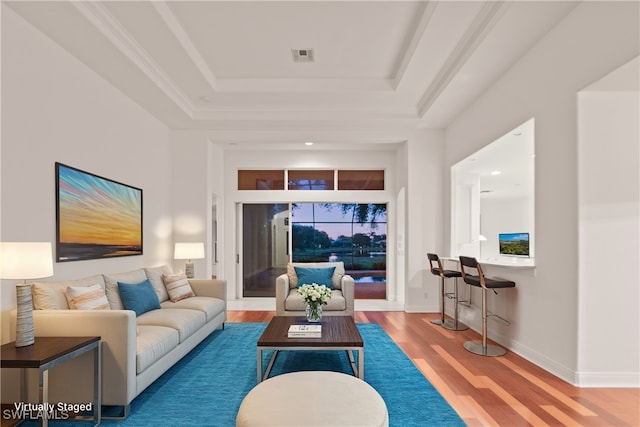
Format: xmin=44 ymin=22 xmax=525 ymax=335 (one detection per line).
xmin=56 ymin=162 xmax=143 ymax=262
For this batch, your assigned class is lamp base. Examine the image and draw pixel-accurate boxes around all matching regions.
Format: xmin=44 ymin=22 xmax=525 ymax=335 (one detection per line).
xmin=15 ymin=284 xmax=35 ymax=347
xmin=185 ymin=261 xmax=194 ymax=279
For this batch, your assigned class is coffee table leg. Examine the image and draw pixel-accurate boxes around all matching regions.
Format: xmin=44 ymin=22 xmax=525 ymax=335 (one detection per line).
xmin=346 ymin=349 xmax=364 ymax=380
xmin=257 ymin=348 xmax=262 ymax=383
xmin=346 ymin=350 xmax=357 ymax=376
xmin=262 ymin=350 xmax=279 ymax=382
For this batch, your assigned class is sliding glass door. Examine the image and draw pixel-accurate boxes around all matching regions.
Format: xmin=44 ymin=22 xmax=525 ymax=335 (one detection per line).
xmin=241 ymin=203 xmax=289 ymax=297
xmin=240 ymin=202 xmax=387 ymax=299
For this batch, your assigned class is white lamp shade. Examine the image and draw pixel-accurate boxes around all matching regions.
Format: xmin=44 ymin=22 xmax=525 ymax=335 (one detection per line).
xmin=174 ymin=242 xmax=205 ymax=260
xmin=0 ymin=242 xmax=54 ymax=280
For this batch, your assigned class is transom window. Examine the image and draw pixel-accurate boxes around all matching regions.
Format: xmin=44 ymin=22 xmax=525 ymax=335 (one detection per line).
xmin=238 ymin=169 xmax=384 ymax=191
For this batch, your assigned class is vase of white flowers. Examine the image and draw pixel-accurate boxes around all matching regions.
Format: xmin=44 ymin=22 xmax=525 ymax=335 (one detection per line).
xmin=297 ymin=283 xmax=332 ymax=322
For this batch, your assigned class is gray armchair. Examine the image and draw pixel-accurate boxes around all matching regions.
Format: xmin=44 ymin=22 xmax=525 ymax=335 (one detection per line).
xmin=275 ymin=261 xmax=355 ymax=317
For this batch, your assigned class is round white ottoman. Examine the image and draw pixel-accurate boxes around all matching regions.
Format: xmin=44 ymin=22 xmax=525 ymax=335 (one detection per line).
xmin=236 ymin=371 xmax=388 ymax=427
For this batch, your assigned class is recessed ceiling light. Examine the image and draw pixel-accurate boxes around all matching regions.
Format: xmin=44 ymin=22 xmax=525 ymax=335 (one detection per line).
xmin=305 ymin=141 xmax=314 ymax=146
xmin=491 ymin=170 xmax=502 ymax=175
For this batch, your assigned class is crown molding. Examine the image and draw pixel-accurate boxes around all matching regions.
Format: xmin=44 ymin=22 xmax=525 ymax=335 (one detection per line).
xmin=151 ymin=2 xmax=218 ymax=93
xmin=71 ymin=1 xmax=197 ymax=118
xmin=392 ymin=1 xmax=438 ymax=90
xmin=417 ymin=1 xmax=509 ymax=117
xmin=214 ymin=78 xmax=394 ymax=93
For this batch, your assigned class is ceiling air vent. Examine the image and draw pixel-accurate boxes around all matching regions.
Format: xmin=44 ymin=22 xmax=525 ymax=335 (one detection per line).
xmin=292 ymin=48 xmax=314 ymax=63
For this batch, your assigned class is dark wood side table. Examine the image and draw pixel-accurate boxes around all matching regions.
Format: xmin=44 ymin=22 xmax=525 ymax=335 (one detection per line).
xmin=1 ymin=336 xmax=101 ymax=426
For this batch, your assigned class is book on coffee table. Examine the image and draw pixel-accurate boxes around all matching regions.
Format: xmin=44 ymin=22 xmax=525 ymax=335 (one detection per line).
xmin=288 ymin=324 xmax=321 ymax=338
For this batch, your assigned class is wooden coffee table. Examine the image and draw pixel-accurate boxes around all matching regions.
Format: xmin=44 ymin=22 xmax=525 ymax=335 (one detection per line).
xmin=256 ymin=315 xmax=363 ymax=383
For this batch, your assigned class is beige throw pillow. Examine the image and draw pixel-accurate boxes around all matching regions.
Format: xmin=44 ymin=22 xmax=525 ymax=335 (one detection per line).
xmin=162 ymin=273 xmax=195 ymax=302
xmin=65 ymin=283 xmax=110 ymax=310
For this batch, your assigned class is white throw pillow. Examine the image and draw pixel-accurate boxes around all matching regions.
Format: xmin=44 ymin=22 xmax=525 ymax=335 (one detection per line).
xmin=65 ymin=283 xmax=110 ymax=310
xmin=32 ymin=274 xmax=106 ymax=310
xmin=162 ymin=273 xmax=195 ymax=302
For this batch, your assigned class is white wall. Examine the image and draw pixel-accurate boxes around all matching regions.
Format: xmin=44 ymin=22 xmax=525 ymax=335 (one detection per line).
xmin=169 ymin=131 xmax=219 ymax=278
xmin=577 ymin=88 xmax=639 ymax=386
xmin=0 ymin=6 xmax=173 ymax=342
xmin=444 ymin=1 xmax=639 ymax=384
xmin=404 ymin=128 xmax=446 ymax=313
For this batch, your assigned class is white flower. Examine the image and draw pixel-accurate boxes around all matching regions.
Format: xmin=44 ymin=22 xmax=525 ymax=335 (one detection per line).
xmin=297 ymin=283 xmax=332 ymax=308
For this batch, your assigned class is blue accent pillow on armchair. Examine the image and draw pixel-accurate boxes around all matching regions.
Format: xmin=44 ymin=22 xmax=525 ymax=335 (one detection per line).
xmin=117 ymin=279 xmax=161 ymax=316
xmin=294 ymin=266 xmax=336 ymax=289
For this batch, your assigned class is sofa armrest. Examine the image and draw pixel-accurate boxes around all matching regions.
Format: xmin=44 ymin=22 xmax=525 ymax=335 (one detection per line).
xmin=21 ymin=309 xmax=138 ymax=406
xmin=189 ymin=278 xmax=226 ymax=301
xmin=341 ymin=275 xmax=355 ymax=316
xmin=275 ymin=273 xmax=290 ymax=314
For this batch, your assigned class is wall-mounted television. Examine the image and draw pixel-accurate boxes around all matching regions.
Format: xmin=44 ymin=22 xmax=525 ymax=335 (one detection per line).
xmin=499 ymin=232 xmax=530 ymax=257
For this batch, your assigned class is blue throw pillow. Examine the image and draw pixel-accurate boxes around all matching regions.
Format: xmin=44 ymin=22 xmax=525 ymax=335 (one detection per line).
xmin=117 ymin=279 xmax=161 ymax=316
xmin=294 ymin=266 xmax=336 ymax=289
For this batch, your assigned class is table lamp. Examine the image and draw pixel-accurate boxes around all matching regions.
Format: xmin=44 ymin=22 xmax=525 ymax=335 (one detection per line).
xmin=174 ymin=242 xmax=204 ymax=278
xmin=0 ymin=242 xmax=54 ymax=347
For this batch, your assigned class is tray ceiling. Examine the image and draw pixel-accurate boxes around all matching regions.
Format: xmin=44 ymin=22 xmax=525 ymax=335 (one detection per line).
xmin=5 ymin=1 xmax=578 ymax=146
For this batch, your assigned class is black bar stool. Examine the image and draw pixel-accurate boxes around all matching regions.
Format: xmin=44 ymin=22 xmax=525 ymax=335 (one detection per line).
xmin=458 ymin=256 xmax=515 ymax=356
xmin=427 ymin=253 xmax=468 ymax=331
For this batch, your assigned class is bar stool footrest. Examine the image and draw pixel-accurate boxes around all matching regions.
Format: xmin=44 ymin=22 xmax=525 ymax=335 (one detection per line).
xmin=487 ymin=312 xmax=511 ymax=326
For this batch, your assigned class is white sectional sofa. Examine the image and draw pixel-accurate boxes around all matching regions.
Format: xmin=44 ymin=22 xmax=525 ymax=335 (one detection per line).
xmin=11 ymin=265 xmax=226 ymax=417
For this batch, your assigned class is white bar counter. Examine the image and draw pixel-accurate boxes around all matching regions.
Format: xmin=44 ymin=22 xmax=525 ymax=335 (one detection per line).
xmin=444 ymin=256 xmax=536 ymax=270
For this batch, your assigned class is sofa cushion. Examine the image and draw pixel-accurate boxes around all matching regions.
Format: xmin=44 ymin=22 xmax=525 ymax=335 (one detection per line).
xmin=66 ymin=283 xmax=110 ymax=310
xmin=136 ymin=325 xmax=179 ymax=374
xmin=161 ymin=297 xmax=225 ymax=322
xmin=287 ymin=262 xmax=345 ymax=290
xmin=284 ymin=288 xmax=346 ymax=311
xmin=294 ymin=266 xmax=336 ymax=289
xmin=137 ymin=308 xmax=206 ymax=342
xmin=144 ymin=265 xmax=173 ymax=303
xmin=162 ymin=272 xmax=195 ymax=302
xmin=118 ymin=279 xmax=161 ymax=316
xmin=104 ymin=269 xmax=148 ymax=310
xmin=32 ymin=274 xmax=106 ymax=310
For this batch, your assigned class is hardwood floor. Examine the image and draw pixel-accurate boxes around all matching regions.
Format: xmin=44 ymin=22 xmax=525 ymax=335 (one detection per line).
xmin=228 ymin=310 xmax=639 ymax=427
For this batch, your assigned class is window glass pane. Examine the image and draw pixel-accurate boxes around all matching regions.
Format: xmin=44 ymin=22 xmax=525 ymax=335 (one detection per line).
xmin=290 ymin=203 xmax=314 ymax=221
xmin=291 ymin=202 xmax=387 ymax=301
xmin=312 ymin=203 xmax=344 ymax=222
xmin=337 ymin=170 xmax=384 ymax=190
xmin=288 ymin=170 xmax=334 ymax=190
xmin=238 ymin=170 xmax=285 ymax=190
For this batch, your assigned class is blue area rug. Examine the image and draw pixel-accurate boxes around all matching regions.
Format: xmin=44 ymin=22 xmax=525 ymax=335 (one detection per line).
xmin=32 ymin=323 xmax=465 ymax=426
